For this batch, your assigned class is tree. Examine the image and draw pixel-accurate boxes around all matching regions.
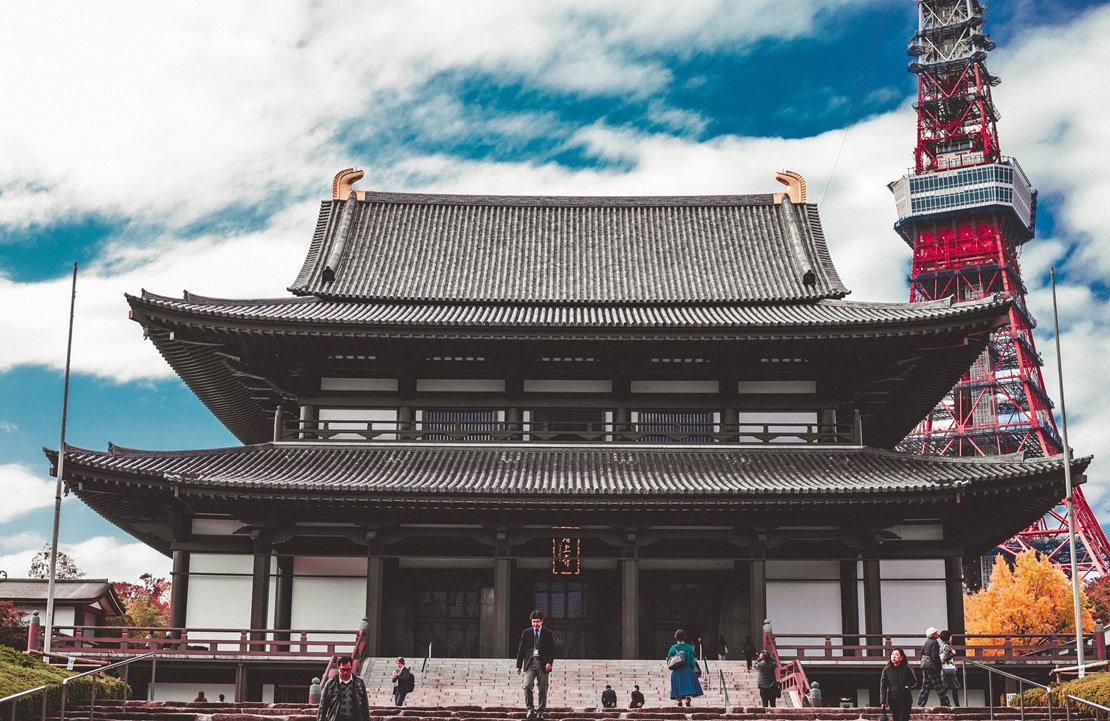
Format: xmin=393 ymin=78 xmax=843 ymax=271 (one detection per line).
xmin=0 ymin=600 xmax=27 ymax=649
xmin=965 ymin=550 xmax=1095 ymax=655
xmin=111 ymin=574 xmax=171 ymax=627
xmin=1084 ymin=574 xmax=1110 ymax=625
xmin=28 ymin=545 xmax=85 ymax=580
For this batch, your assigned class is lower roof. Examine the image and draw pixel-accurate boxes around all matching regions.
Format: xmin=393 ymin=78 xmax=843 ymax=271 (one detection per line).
xmin=48 ymin=442 xmax=1086 ymax=558
xmin=0 ymin=579 xmax=125 ymax=615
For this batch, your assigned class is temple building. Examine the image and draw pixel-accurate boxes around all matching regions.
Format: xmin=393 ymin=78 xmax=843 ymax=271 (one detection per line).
xmin=48 ymin=169 xmax=1086 ymax=668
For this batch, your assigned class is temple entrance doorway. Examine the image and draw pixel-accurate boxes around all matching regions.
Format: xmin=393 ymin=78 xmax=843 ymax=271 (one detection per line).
xmin=640 ymin=573 xmax=729 ymax=662
xmin=412 ymin=573 xmax=483 ymax=658
xmin=517 ymin=574 xmax=619 ymax=658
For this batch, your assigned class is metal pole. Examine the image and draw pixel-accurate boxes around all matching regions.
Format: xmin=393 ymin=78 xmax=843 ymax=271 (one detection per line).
xmin=45 ymin=263 xmax=78 ymax=655
xmin=1050 ymin=268 xmax=1084 ymax=676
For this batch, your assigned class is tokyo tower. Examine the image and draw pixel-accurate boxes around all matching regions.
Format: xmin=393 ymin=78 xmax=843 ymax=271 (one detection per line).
xmin=888 ymin=0 xmax=1110 ymax=580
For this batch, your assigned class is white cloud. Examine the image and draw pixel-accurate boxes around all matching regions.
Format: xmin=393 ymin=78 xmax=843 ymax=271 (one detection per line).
xmin=64 ymin=536 xmax=172 ymax=585
xmin=1 ymin=1 xmax=1108 ymax=543
xmin=0 ymin=536 xmax=170 ymax=586
xmin=0 ymin=464 xmax=56 ymax=524
xmin=0 ymin=530 xmax=45 ymax=553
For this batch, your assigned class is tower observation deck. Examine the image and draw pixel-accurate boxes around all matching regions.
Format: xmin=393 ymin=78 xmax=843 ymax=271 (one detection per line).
xmin=890 ymin=0 xmax=1110 ymax=580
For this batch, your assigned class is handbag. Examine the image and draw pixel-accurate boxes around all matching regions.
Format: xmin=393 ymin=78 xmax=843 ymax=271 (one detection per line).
xmin=667 ymin=650 xmax=687 ymax=670
xmin=941 ymin=662 xmax=956 ymax=675
xmin=773 ymin=680 xmax=782 ymax=698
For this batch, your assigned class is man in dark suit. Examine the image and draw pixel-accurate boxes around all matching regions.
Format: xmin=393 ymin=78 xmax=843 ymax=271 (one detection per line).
xmin=515 ymin=610 xmax=555 ymax=720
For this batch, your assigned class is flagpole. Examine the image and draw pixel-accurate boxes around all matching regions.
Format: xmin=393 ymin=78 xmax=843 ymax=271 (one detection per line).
xmin=45 ymin=262 xmax=78 ymax=656
xmin=1050 ymin=267 xmax=1083 ymax=677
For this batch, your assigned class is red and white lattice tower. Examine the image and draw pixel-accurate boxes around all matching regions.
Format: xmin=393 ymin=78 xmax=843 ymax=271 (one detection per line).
xmin=889 ymin=0 xmax=1110 ymax=581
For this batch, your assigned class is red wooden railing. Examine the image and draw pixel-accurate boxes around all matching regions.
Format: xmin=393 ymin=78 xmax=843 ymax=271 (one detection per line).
xmin=761 ymin=626 xmax=1105 ymax=708
xmin=34 ymin=624 xmax=361 ymax=659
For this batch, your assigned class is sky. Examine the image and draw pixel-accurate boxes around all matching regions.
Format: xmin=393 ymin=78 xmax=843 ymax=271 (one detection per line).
xmin=1 ymin=1 xmax=1109 ymax=585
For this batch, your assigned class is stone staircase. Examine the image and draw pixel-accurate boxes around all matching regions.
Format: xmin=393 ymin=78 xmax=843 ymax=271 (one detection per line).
xmin=363 ymin=658 xmax=758 ymax=709
xmin=51 ymin=702 xmax=1083 ymax=721
xmin=46 ymin=659 xmax=1094 ymax=721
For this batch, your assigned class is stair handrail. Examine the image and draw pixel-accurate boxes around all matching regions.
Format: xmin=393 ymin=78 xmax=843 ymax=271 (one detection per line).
xmin=58 ymin=651 xmax=154 ymax=721
xmin=762 ymin=620 xmax=811 ymax=707
xmin=0 ymin=684 xmax=49 ymax=721
xmin=696 ymin=637 xmax=710 ymax=690
xmin=964 ymin=658 xmax=1057 ymax=721
xmin=716 ymin=668 xmax=732 ymax=713
xmin=1065 ymin=693 xmax=1110 ymax=719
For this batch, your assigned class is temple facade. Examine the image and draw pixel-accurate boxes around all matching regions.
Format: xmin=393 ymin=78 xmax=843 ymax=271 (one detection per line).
xmin=49 ymin=169 xmax=1087 ymax=665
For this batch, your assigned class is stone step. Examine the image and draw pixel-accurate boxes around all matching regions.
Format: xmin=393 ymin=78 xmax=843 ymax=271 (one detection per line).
xmin=53 ymin=702 xmax=1085 ymax=721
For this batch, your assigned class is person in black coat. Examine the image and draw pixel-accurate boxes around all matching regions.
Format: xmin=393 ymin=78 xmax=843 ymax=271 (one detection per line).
xmin=743 ymin=637 xmax=757 ymax=671
xmin=880 ymin=648 xmax=918 ymax=721
xmin=754 ymin=650 xmax=778 ymax=707
xmin=601 ymin=685 xmax=617 ymax=708
xmin=629 ymin=685 xmax=645 ymax=708
xmin=391 ymin=657 xmax=414 ymax=706
xmin=516 ymin=610 xmax=556 ymax=720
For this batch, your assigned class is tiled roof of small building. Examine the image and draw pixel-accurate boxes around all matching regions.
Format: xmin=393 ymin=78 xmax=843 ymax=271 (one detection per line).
xmin=287 ymin=192 xmax=847 ymax=304
xmin=0 ymin=579 xmax=125 ymax=615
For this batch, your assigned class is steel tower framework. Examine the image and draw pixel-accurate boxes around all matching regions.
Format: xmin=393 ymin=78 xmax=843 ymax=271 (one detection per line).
xmin=890 ymin=0 xmax=1110 ymax=580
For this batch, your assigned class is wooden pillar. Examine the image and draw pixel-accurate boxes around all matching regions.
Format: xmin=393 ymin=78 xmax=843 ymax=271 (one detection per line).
xmin=298 ymin=405 xmax=318 ymax=440
xmin=749 ymin=537 xmax=767 ymax=637
xmin=273 ymin=555 xmax=294 ymax=648
xmin=249 ymin=536 xmax=271 ymax=643
xmin=169 ymin=550 xmax=190 ymax=631
xmin=840 ymin=559 xmax=860 ymax=655
xmin=945 ymin=555 xmax=965 ymax=634
xmin=862 ymin=555 xmax=883 ymax=656
xmin=621 ymin=533 xmax=639 ymax=659
xmin=365 ymin=541 xmax=384 ymax=657
xmin=493 ymin=532 xmax=512 ymax=657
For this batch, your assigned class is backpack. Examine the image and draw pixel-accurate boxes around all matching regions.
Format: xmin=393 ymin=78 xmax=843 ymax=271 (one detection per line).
xmin=402 ymin=667 xmax=415 ymax=692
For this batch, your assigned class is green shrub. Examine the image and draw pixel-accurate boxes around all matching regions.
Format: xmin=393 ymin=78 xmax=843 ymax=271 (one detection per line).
xmin=0 ymin=646 xmax=130 ymax=721
xmin=1009 ymin=673 xmax=1110 ymax=714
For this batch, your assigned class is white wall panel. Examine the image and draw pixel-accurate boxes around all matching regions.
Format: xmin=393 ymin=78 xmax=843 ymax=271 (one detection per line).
xmin=767 ymin=580 xmax=841 ymax=635
xmin=291 ymin=577 xmax=366 ymax=634
xmin=189 ymin=553 xmax=254 ymax=575
xmin=185 ymin=574 xmax=251 ymax=635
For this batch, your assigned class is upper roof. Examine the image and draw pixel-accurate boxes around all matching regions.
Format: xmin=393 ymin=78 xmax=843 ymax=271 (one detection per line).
xmin=120 ymin=171 xmax=1006 ymax=447
xmin=288 ymin=189 xmax=848 ymax=304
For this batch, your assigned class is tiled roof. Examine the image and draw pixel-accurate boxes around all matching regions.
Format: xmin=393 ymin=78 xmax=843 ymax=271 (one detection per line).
xmin=52 ymin=443 xmax=1081 ymax=556
xmin=131 ymin=290 xmax=1008 ymax=335
xmin=288 ymin=192 xmax=848 ymax=304
xmin=0 ymin=579 xmax=124 ymax=615
xmin=56 ymin=442 xmax=1083 ymax=498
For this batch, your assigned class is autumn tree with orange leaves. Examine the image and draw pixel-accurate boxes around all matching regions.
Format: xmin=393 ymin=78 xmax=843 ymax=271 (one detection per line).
xmin=111 ymin=574 xmax=171 ymax=627
xmin=964 ymin=550 xmax=1094 ymax=656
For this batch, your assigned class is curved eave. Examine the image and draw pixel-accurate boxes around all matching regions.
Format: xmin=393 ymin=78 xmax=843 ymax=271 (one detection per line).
xmin=46 ymin=443 xmax=1084 ymax=556
xmin=127 ymin=291 xmax=1008 ymax=337
xmin=125 ymin=291 xmax=1010 ymax=448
